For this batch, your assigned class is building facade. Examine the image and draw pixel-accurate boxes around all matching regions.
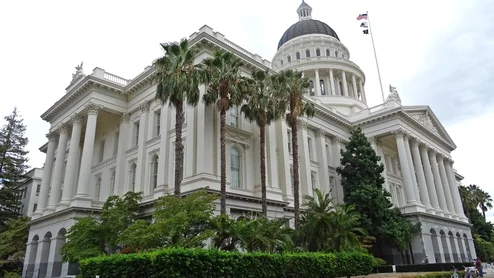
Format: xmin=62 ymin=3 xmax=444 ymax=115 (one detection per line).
xmin=17 ymin=168 xmax=43 ymax=218
xmin=23 ymin=2 xmax=475 ymax=277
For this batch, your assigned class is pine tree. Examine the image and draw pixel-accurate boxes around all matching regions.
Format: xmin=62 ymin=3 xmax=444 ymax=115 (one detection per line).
xmin=336 ymin=127 xmax=420 ymax=255
xmin=0 ymin=108 xmax=29 ymax=227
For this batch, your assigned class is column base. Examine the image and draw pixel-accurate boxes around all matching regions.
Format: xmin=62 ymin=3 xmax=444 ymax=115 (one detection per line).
xmin=425 ymin=205 xmax=436 ymax=215
xmin=460 ymin=216 xmax=469 ymax=223
xmin=452 ymin=214 xmax=459 ymax=221
xmin=403 ymin=203 xmax=426 ymax=213
xmin=71 ymin=195 xmax=93 ymax=207
xmin=31 ymin=210 xmax=44 ymax=220
xmin=434 ymin=208 xmax=444 ymax=217
xmin=43 ymin=205 xmax=56 ymax=216
xmin=55 ymin=201 xmax=71 ymax=212
xmin=443 ymin=211 xmax=452 ymax=219
xmin=153 ymin=185 xmax=168 ymax=199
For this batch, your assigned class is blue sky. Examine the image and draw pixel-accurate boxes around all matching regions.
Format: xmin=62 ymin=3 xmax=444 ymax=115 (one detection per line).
xmin=0 ymin=0 xmax=492 ymax=220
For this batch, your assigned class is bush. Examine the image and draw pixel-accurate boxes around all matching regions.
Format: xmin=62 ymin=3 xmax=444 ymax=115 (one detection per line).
xmin=0 ymin=261 xmax=22 ymax=277
xmin=375 ymin=262 xmax=474 ymax=273
xmin=413 ymin=271 xmax=465 ymax=278
xmin=80 ymin=248 xmax=375 ymax=278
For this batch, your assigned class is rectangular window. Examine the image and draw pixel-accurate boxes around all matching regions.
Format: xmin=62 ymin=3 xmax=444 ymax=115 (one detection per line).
xmin=287 ymin=131 xmax=292 ymax=154
xmin=134 ymin=122 xmax=140 ymax=146
xmin=99 ymin=140 xmax=105 ymax=162
xmin=113 ymin=132 xmax=119 ymax=156
xmin=33 ymin=204 xmax=37 ymax=212
xmin=36 ymin=184 xmax=40 ymax=196
xmin=229 ymin=106 xmax=239 ymax=128
xmin=155 ymin=110 xmax=161 ymax=136
xmin=307 ymin=137 xmax=313 ymax=160
xmin=325 ymin=143 xmax=331 ymax=165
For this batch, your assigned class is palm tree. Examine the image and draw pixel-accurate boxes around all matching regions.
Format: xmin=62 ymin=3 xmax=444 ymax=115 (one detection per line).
xmin=201 ymin=50 xmax=247 ymax=214
xmin=478 ymin=190 xmax=493 ymax=220
xmin=274 ymin=69 xmax=315 ymax=229
xmin=154 ymin=39 xmax=201 ymax=196
xmin=241 ymin=69 xmax=284 ymax=216
xmin=328 ymin=205 xmax=366 ymax=252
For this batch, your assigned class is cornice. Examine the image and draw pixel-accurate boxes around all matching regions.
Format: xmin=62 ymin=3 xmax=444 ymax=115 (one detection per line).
xmin=41 ymin=76 xmax=125 ymax=123
xmin=353 ymin=107 xmax=455 ymax=151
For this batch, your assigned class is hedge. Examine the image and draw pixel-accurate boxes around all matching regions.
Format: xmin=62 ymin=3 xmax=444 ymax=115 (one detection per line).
xmin=375 ymin=262 xmax=474 ymax=273
xmin=80 ymin=248 xmax=375 ymax=278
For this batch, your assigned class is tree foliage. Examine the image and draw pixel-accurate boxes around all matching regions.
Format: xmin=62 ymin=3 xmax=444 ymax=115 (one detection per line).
xmin=336 ymin=127 xmax=420 ymax=252
xmin=154 ymin=39 xmax=202 ymax=196
xmin=60 ymin=192 xmax=142 ymax=263
xmin=0 ymin=108 xmax=29 ymax=226
xmin=0 ymin=216 xmax=29 ymax=261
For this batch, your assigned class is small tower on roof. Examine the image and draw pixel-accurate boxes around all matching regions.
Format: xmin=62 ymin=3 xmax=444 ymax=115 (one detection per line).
xmin=297 ymin=0 xmax=312 ymax=21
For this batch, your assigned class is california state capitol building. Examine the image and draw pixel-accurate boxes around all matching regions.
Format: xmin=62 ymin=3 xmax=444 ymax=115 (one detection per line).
xmin=23 ymin=1 xmax=476 ymax=277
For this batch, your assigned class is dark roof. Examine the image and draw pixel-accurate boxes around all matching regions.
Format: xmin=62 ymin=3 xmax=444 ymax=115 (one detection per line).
xmin=277 ymin=19 xmax=340 ymax=49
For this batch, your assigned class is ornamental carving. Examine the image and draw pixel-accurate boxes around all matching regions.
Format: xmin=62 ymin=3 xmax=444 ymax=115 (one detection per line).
xmin=120 ymin=113 xmax=131 ymax=124
xmin=226 ymin=125 xmax=252 ymax=149
xmin=59 ymin=124 xmax=70 ymax=134
xmin=411 ymin=111 xmax=440 ymax=135
xmin=392 ymin=129 xmax=406 ymax=139
xmin=46 ymin=132 xmax=58 ymax=141
xmin=140 ymin=101 xmax=151 ymax=113
xmin=314 ymin=128 xmax=325 ymax=137
xmin=71 ymin=114 xmax=84 ymax=125
xmin=86 ymin=103 xmax=102 ymax=116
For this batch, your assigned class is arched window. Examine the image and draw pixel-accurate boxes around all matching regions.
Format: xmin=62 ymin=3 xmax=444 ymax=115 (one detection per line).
xmin=296 ymin=52 xmax=300 ymax=60
xmin=305 ymin=49 xmax=310 ymax=58
xmin=152 ymin=155 xmax=159 ymax=189
xmin=316 ymin=49 xmax=321 ymax=56
xmin=320 ymin=80 xmax=326 ymax=95
xmin=326 ymin=49 xmax=330 ymax=56
xmin=230 ymin=105 xmax=239 ymax=128
xmin=335 ymin=50 xmax=339 ymax=57
xmin=230 ymin=148 xmax=241 ymax=188
xmin=309 ymin=81 xmax=315 ymax=96
xmin=280 ymin=59 xmax=283 ymax=66
xmin=95 ymin=176 xmax=101 ymax=201
xmin=130 ymin=163 xmax=137 ymax=191
xmin=287 ymin=55 xmax=291 ymax=63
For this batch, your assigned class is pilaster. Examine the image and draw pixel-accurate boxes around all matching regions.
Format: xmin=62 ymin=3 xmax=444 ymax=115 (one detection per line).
xmin=277 ymin=120 xmax=293 ymax=202
xmin=185 ymin=105 xmax=195 ymax=178
xmin=115 ymin=113 xmax=130 ymax=195
xmin=297 ymin=120 xmax=312 ymax=199
xmin=136 ymin=101 xmax=150 ymax=194
xmin=315 ymin=129 xmax=330 ymax=194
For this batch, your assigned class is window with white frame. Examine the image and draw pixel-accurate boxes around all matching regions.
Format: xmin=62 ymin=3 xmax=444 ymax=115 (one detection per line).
xmin=287 ymin=131 xmax=292 ymax=154
xmin=316 ymin=49 xmax=321 ymax=56
xmin=155 ymin=110 xmax=161 ymax=136
xmin=296 ymin=52 xmax=300 ymax=60
xmin=307 ymin=137 xmax=313 ymax=160
xmin=287 ymin=55 xmax=291 ymax=63
xmin=130 ymin=163 xmax=137 ymax=191
xmin=326 ymin=49 xmax=330 ymax=56
xmin=230 ymin=106 xmax=239 ymax=128
xmin=134 ymin=122 xmax=140 ymax=146
xmin=110 ymin=170 xmax=116 ymax=196
xmin=230 ymin=147 xmax=241 ymax=188
xmin=152 ymin=155 xmax=159 ymax=189
xmin=305 ymin=49 xmax=310 ymax=58
xmin=99 ymin=140 xmax=105 ymax=162
xmin=94 ymin=176 xmax=101 ymax=201
xmin=36 ymin=184 xmax=40 ymax=196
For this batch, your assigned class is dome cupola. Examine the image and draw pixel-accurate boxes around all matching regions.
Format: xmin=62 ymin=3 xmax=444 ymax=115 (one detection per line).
xmin=297 ymin=0 xmax=313 ymax=21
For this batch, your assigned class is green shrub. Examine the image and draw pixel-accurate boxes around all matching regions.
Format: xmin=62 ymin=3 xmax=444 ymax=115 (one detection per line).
xmin=4 ymin=271 xmax=21 ymax=278
xmin=414 ymin=271 xmax=465 ymax=278
xmin=80 ymin=248 xmax=375 ymax=278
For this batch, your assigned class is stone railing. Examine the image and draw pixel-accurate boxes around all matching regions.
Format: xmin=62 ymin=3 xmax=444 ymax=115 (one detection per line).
xmin=91 ymin=156 xmax=117 ymax=173
xmin=104 ymin=72 xmax=131 ymax=86
xmin=369 ymin=103 xmax=388 ymax=113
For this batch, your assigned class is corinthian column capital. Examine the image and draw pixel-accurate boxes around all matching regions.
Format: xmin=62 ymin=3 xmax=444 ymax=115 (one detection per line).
xmin=71 ymin=114 xmax=84 ymax=125
xmin=46 ymin=132 xmax=58 ymax=142
xmin=86 ymin=103 xmax=102 ymax=116
xmin=120 ymin=113 xmax=131 ymax=124
xmin=392 ymin=129 xmax=406 ymax=139
xmin=59 ymin=123 xmax=70 ymax=134
xmin=140 ymin=101 xmax=151 ymax=113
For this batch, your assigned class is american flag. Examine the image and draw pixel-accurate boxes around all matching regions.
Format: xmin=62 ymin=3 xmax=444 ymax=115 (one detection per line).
xmin=356 ymin=13 xmax=368 ymax=20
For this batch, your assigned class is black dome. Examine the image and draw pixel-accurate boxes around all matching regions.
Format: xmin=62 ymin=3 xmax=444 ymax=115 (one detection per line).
xmin=277 ymin=19 xmax=340 ymax=49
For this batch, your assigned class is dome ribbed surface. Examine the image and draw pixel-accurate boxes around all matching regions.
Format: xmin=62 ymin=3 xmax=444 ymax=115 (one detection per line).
xmin=277 ymin=19 xmax=339 ymax=49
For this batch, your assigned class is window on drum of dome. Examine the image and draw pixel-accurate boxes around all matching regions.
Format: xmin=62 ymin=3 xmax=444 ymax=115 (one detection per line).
xmin=287 ymin=55 xmax=291 ymax=63
xmin=309 ymin=81 xmax=315 ymax=96
xmin=335 ymin=51 xmax=339 ymax=57
xmin=306 ymin=49 xmax=310 ymax=58
xmin=320 ymin=80 xmax=326 ymax=95
xmin=296 ymin=52 xmax=300 ymax=60
xmin=316 ymin=49 xmax=321 ymax=56
xmin=326 ymin=49 xmax=330 ymax=56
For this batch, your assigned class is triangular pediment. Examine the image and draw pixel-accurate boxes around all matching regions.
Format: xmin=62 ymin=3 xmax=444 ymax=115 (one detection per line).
xmin=402 ymin=106 xmax=456 ymax=148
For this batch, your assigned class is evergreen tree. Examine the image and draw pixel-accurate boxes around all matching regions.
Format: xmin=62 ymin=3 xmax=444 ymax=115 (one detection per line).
xmin=336 ymin=127 xmax=420 ymax=255
xmin=0 ymin=108 xmax=29 ymax=226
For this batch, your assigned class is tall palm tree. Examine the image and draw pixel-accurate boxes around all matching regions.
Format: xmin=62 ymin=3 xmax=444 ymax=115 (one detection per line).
xmin=241 ymin=69 xmax=284 ymax=216
xmin=478 ymin=190 xmax=493 ymax=220
xmin=154 ymin=39 xmax=201 ymax=196
xmin=201 ymin=50 xmax=246 ymax=214
xmin=274 ymin=69 xmax=315 ymax=229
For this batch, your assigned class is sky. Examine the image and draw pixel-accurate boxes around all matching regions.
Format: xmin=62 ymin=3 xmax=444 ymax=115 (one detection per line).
xmin=0 ymin=0 xmax=492 ymax=219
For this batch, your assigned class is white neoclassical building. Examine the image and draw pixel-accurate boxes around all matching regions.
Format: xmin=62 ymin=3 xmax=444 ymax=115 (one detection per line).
xmin=24 ymin=2 xmax=476 ymax=277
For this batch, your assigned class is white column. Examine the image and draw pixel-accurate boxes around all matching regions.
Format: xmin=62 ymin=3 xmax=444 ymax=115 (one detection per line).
xmin=352 ymin=75 xmax=358 ymax=99
xmin=115 ymin=113 xmax=130 ymax=195
xmin=277 ymin=120 xmax=293 ymax=199
xmin=298 ymin=121 xmax=312 ymax=199
xmin=360 ymin=79 xmax=367 ymax=104
xmin=420 ymin=144 xmax=442 ymax=215
xmin=376 ymin=140 xmax=390 ymax=192
xmin=438 ymin=154 xmax=457 ymax=219
xmin=314 ymin=69 xmax=321 ymax=96
xmin=341 ymin=71 xmax=349 ymax=97
xmin=136 ymin=101 xmax=150 ymax=194
xmin=32 ymin=133 xmax=57 ymax=218
xmin=185 ymin=105 xmax=195 ymax=178
xmin=329 ymin=69 xmax=336 ymax=96
xmin=429 ymin=150 xmax=450 ymax=217
xmin=315 ymin=129 xmax=329 ymax=194
xmin=267 ymin=124 xmax=280 ymax=189
xmin=393 ymin=130 xmax=417 ymax=208
xmin=410 ymin=139 xmax=434 ymax=213
xmin=58 ymin=115 xmax=83 ymax=209
xmin=404 ymin=135 xmax=423 ymax=207
xmin=45 ymin=124 xmax=69 ymax=214
xmin=73 ymin=103 xmax=101 ymax=206
xmin=156 ymin=105 xmax=169 ymax=195
xmin=445 ymin=158 xmax=468 ymax=222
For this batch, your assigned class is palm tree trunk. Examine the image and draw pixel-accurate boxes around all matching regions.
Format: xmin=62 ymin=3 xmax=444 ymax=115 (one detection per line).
xmin=220 ymin=109 xmax=227 ymax=215
xmin=174 ymin=101 xmax=184 ymax=196
xmin=260 ymin=123 xmax=267 ymax=216
xmin=291 ymin=120 xmax=301 ymax=229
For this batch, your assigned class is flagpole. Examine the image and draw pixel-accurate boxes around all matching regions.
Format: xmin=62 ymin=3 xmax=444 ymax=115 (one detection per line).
xmin=366 ymin=11 xmax=385 ymax=103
